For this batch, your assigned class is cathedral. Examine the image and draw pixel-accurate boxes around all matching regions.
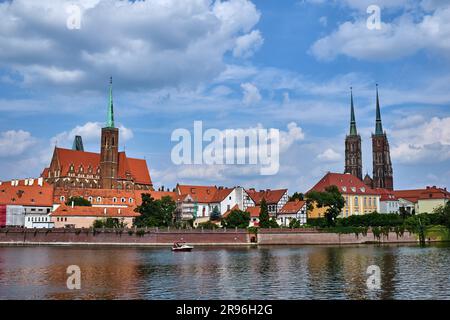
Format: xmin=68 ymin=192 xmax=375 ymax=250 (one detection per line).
xmin=41 ymin=78 xmax=153 ymax=191
xmin=344 ymin=85 xmax=394 ymax=191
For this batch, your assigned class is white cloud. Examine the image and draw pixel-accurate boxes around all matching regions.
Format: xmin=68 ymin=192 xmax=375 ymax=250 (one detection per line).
xmin=241 ymin=82 xmax=261 ymax=105
xmin=279 ymin=122 xmax=305 ymax=152
xmin=310 ymin=4 xmax=450 ymax=61
xmin=0 ymin=0 xmax=262 ymax=90
xmin=0 ymin=130 xmax=36 ymax=157
xmin=317 ymin=148 xmax=342 ymax=162
xmin=233 ymin=29 xmax=264 ymax=58
xmin=51 ymin=122 xmax=133 ymax=148
xmin=391 ymin=116 xmax=450 ymax=164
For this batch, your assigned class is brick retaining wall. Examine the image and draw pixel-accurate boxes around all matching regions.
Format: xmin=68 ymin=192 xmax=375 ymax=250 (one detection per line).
xmin=0 ymin=228 xmax=423 ymax=246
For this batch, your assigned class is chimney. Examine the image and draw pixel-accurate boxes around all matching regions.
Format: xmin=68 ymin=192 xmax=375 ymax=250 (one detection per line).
xmin=38 ymin=177 xmax=43 ymax=186
xmin=0 ymin=181 xmax=2 ymax=185
xmin=29 ymin=178 xmax=34 ymax=186
xmin=24 ymin=179 xmax=28 ymax=186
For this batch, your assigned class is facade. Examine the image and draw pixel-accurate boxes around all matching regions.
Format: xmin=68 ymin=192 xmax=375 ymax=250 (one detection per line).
xmin=41 ymin=78 xmax=153 ymax=191
xmin=245 ymin=188 xmax=289 ymax=216
xmin=277 ymin=200 xmax=307 ymax=226
xmin=394 ymin=186 xmax=449 ymax=214
xmin=0 ymin=178 xmax=54 ymax=227
xmin=308 ymin=172 xmax=380 ymax=218
xmin=344 ymin=88 xmax=362 ymax=180
xmin=376 ymin=188 xmax=399 ymax=214
xmin=50 ymin=205 xmax=139 ymax=228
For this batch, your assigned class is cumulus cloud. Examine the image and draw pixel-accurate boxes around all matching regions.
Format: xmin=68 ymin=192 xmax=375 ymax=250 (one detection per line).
xmin=233 ymin=29 xmax=264 ymax=58
xmin=51 ymin=122 xmax=133 ymax=148
xmin=241 ymin=82 xmax=261 ymax=105
xmin=0 ymin=130 xmax=36 ymax=157
xmin=391 ymin=116 xmax=450 ymax=164
xmin=0 ymin=0 xmax=262 ymax=90
xmin=317 ymin=148 xmax=342 ymax=162
xmin=310 ymin=4 xmax=450 ymax=61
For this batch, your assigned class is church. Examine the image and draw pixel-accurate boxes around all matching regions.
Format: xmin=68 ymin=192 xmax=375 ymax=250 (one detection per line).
xmin=344 ymin=85 xmax=394 ymax=191
xmin=40 ymin=78 xmax=153 ymax=191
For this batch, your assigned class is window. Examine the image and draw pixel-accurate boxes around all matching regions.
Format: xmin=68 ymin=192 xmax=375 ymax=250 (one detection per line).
xmin=354 ymin=197 xmax=359 ymax=207
xmin=88 ymin=196 xmax=93 ymax=202
xmin=121 ymin=197 xmax=126 ymax=203
xmin=129 ymin=198 xmax=133 ymax=203
xmin=97 ymin=197 xmax=102 ymax=203
xmin=65 ymin=218 xmax=67 ymax=222
xmin=60 ymin=196 xmax=65 ymax=202
xmin=113 ymin=197 xmax=117 ymax=203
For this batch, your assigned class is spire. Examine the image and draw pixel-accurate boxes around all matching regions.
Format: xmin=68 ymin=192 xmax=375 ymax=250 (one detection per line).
xmin=72 ymin=135 xmax=84 ymax=151
xmin=106 ymin=77 xmax=115 ymax=128
xmin=375 ymin=84 xmax=383 ymax=135
xmin=349 ymin=87 xmax=357 ymax=136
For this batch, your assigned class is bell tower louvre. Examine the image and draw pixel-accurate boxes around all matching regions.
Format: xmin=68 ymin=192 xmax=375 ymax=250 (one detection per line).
xmin=371 ymin=84 xmax=394 ymax=190
xmin=100 ymin=77 xmax=119 ymax=189
xmin=344 ymin=87 xmax=363 ymax=181
xmin=41 ymin=78 xmax=153 ymax=191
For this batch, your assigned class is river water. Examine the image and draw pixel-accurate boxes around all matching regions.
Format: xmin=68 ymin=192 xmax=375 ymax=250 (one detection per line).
xmin=0 ymin=244 xmax=449 ymax=300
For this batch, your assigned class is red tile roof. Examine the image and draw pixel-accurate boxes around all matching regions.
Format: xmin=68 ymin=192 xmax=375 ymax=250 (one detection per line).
xmin=308 ymin=172 xmax=379 ymax=195
xmin=245 ymin=189 xmax=287 ymax=205
xmin=176 ymin=185 xmax=233 ymax=203
xmin=394 ymin=186 xmax=450 ymax=203
xmin=246 ymin=206 xmax=260 ymax=218
xmin=51 ymin=205 xmax=139 ymax=218
xmin=43 ymin=147 xmax=152 ymax=185
xmin=279 ymin=200 xmax=306 ymax=214
xmin=375 ymin=188 xmax=398 ymax=201
xmin=0 ymin=181 xmax=54 ymax=206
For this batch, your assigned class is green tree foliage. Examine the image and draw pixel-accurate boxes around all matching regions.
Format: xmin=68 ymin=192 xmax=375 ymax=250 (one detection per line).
xmin=222 ymin=209 xmax=250 ymax=228
xmin=306 ymin=185 xmax=345 ymax=226
xmin=432 ymin=202 xmax=450 ymax=229
xmin=210 ymin=206 xmax=221 ymax=221
xmin=289 ymin=192 xmax=304 ymax=202
xmin=134 ymin=194 xmax=177 ymax=227
xmin=259 ymin=198 xmax=270 ymax=228
xmin=93 ymin=218 xmax=127 ymax=229
xmin=66 ymin=196 xmax=92 ymax=207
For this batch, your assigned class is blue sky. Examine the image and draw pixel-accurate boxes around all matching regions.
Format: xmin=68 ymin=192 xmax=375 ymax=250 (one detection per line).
xmin=0 ymin=0 xmax=449 ymax=192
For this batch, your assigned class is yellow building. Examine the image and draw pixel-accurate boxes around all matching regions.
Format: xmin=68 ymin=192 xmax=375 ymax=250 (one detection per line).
xmin=307 ymin=172 xmax=380 ymax=218
xmin=394 ymin=186 xmax=449 ymax=214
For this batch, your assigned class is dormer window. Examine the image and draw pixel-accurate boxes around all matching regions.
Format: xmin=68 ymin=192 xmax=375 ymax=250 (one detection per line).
xmin=342 ymin=187 xmax=347 ymax=192
xmin=60 ymin=196 xmax=65 ymax=202
xmin=351 ymin=187 xmax=356 ymax=192
xmin=113 ymin=197 xmax=117 ymax=203
xmin=360 ymin=187 xmax=365 ymax=193
xmin=97 ymin=197 xmax=102 ymax=203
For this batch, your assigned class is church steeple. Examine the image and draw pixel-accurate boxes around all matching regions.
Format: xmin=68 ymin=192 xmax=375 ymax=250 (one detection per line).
xmin=106 ymin=77 xmax=115 ymax=128
xmin=349 ymin=87 xmax=357 ymax=136
xmin=375 ymin=84 xmax=383 ymax=135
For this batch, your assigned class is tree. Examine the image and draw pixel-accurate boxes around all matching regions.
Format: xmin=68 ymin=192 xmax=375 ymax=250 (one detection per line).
xmin=66 ymin=196 xmax=91 ymax=207
xmin=259 ymin=198 xmax=270 ymax=228
xmin=134 ymin=194 xmax=176 ymax=228
xmin=210 ymin=206 xmax=221 ymax=221
xmin=289 ymin=192 xmax=304 ymax=202
xmin=306 ymin=185 xmax=345 ymax=226
xmin=222 ymin=209 xmax=250 ymax=228
xmin=93 ymin=218 xmax=127 ymax=229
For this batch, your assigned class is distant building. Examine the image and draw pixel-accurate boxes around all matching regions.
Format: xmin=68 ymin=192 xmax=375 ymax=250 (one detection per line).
xmin=245 ymin=188 xmax=288 ymax=216
xmin=344 ymin=88 xmax=363 ymax=181
xmin=222 ymin=205 xmax=261 ymax=227
xmin=394 ymin=186 xmax=449 ymax=214
xmin=50 ymin=205 xmax=139 ymax=228
xmin=277 ymin=200 xmax=307 ymax=226
xmin=376 ymin=188 xmax=399 ymax=214
xmin=41 ymin=78 xmax=153 ymax=191
xmin=308 ymin=172 xmax=380 ymax=218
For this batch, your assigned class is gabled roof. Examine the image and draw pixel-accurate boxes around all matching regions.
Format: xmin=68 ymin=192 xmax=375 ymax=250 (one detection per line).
xmin=308 ymin=172 xmax=379 ymax=196
xmin=279 ymin=200 xmax=306 ymax=214
xmin=245 ymin=189 xmax=287 ymax=205
xmin=44 ymin=147 xmax=152 ymax=185
xmin=51 ymin=205 xmax=139 ymax=218
xmin=394 ymin=186 xmax=450 ymax=203
xmin=176 ymin=185 xmax=233 ymax=203
xmin=0 ymin=180 xmax=54 ymax=207
xmin=246 ymin=206 xmax=260 ymax=218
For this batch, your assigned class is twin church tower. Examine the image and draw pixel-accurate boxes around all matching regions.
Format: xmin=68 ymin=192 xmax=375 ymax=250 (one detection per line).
xmin=344 ymin=85 xmax=394 ymax=190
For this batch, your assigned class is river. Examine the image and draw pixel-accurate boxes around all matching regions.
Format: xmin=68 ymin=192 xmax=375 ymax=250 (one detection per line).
xmin=0 ymin=244 xmax=449 ymax=299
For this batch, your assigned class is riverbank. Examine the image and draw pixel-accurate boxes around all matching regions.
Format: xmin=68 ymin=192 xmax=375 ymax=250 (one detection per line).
xmin=0 ymin=227 xmax=437 ymax=246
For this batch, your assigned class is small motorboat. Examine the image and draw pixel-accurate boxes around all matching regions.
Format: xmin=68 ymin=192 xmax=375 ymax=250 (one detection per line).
xmin=171 ymin=241 xmax=194 ymax=252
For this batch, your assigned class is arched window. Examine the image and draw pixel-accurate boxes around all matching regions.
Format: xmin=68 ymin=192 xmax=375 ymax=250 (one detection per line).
xmin=113 ymin=197 xmax=117 ymax=203
xmin=354 ymin=197 xmax=358 ymax=207
xmin=97 ymin=197 xmax=102 ymax=203
xmin=60 ymin=196 xmax=65 ymax=202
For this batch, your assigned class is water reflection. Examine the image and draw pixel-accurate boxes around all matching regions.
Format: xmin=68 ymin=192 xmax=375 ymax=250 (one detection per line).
xmin=0 ymin=244 xmax=449 ymax=300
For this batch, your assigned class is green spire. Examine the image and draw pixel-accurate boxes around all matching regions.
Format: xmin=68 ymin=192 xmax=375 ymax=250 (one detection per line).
xmin=349 ymin=87 xmax=357 ymax=136
xmin=106 ymin=77 xmax=115 ymax=128
xmin=375 ymin=84 xmax=383 ymax=135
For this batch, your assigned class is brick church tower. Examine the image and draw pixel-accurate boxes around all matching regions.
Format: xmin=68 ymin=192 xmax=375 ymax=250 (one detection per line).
xmin=344 ymin=87 xmax=363 ymax=180
xmin=100 ymin=77 xmax=119 ymax=189
xmin=371 ymin=85 xmax=393 ymax=190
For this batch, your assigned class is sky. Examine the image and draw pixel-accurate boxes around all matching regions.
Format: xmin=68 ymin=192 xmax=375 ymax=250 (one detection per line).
xmin=0 ymin=0 xmax=449 ymax=193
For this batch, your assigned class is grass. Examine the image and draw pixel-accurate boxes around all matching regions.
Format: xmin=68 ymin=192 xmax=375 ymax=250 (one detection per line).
xmin=425 ymin=225 xmax=450 ymax=241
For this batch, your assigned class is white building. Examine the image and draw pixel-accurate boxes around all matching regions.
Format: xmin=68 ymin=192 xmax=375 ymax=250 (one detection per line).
xmin=277 ymin=200 xmax=307 ymax=227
